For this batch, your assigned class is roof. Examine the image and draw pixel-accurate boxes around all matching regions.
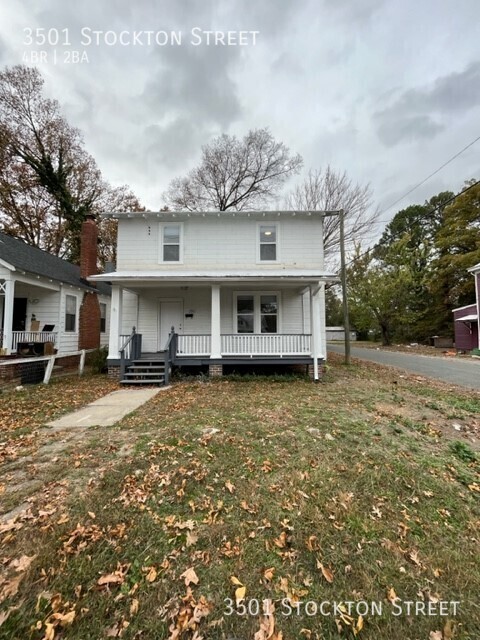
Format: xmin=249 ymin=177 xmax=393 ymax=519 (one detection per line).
xmin=0 ymin=231 xmax=111 ymax=296
xmin=455 ymin=314 xmax=478 ymax=322
xmin=100 ymin=209 xmax=335 ymax=220
xmin=467 ymin=262 xmax=480 ymax=274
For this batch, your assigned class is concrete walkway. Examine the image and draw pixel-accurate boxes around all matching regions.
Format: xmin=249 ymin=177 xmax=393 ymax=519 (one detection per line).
xmin=328 ymin=344 xmax=480 ymax=390
xmin=47 ymin=388 xmax=162 ymax=428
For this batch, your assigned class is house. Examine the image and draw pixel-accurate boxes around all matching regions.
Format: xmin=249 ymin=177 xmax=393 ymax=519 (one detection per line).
xmin=0 ymin=217 xmax=110 ymax=357
xmin=452 ymin=262 xmax=479 ymax=351
xmin=326 ymin=326 xmax=357 ymax=342
xmin=90 ymin=210 xmax=337 ymax=383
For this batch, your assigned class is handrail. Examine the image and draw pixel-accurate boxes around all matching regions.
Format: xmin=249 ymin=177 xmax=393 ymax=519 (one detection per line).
xmin=120 ymin=326 xmax=142 ymax=379
xmin=163 ymin=326 xmax=177 ymax=385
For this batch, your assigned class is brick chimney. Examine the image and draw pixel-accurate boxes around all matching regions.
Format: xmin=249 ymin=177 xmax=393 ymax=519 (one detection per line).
xmin=80 ymin=214 xmax=98 ymax=279
xmin=78 ymin=214 xmax=101 ymax=350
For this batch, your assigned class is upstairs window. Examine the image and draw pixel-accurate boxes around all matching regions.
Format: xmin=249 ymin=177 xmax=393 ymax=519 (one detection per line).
xmin=65 ymin=295 xmax=76 ymax=332
xmin=161 ymin=223 xmax=182 ymax=262
xmin=259 ymin=224 xmax=277 ymax=261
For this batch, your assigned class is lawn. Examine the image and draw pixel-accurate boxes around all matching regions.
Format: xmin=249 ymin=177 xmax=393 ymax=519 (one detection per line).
xmin=0 ymin=356 xmax=479 ymax=639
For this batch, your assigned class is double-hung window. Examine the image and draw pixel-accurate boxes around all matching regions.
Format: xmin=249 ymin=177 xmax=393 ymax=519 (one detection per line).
xmin=258 ymin=224 xmax=278 ymax=262
xmin=65 ymin=295 xmax=76 ymax=332
xmin=235 ymin=293 xmax=279 ymax=334
xmin=100 ymin=303 xmax=107 ymax=333
xmin=161 ymin=223 xmax=182 ymax=262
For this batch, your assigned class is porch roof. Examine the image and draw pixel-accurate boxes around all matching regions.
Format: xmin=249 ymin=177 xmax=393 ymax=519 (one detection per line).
xmin=89 ymin=269 xmax=339 ymax=285
xmin=455 ymin=314 xmax=478 ymax=322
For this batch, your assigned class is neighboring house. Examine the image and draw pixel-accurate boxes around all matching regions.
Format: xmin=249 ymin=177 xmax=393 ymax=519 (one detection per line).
xmin=0 ymin=217 xmax=111 ymax=356
xmin=90 ymin=210 xmax=337 ymax=383
xmin=452 ymin=262 xmax=480 ymax=351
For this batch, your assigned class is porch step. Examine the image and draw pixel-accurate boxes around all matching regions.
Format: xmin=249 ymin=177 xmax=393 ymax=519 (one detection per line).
xmin=120 ymin=358 xmax=167 ymax=386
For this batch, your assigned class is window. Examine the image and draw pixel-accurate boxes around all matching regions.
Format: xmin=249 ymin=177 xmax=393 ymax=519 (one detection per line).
xmin=259 ymin=224 xmax=277 ymax=261
xmin=65 ymin=295 xmax=76 ymax=332
xmin=161 ymin=223 xmax=182 ymax=262
xmin=100 ymin=303 xmax=107 ymax=333
xmin=235 ymin=293 xmax=279 ymax=334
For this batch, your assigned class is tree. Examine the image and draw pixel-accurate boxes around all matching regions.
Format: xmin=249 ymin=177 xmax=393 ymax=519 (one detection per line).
xmin=0 ymin=65 xmax=142 ymax=263
xmin=347 ymin=240 xmax=422 ymax=345
xmin=325 ymin=286 xmax=344 ymax=326
xmin=165 ymin=128 xmax=303 ymax=211
xmin=431 ymin=180 xmax=480 ymax=331
xmin=285 ymin=167 xmax=377 ymax=258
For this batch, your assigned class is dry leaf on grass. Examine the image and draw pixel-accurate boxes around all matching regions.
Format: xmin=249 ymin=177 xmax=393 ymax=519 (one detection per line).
xmin=316 ymin=560 xmax=334 ymax=583
xmin=180 ymin=567 xmax=199 ymax=586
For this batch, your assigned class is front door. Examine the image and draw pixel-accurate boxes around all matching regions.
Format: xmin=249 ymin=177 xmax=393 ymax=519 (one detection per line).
xmin=13 ymin=298 xmax=27 ymax=331
xmin=158 ymin=300 xmax=183 ymax=350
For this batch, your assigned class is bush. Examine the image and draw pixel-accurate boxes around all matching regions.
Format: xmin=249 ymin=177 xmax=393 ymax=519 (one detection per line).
xmin=90 ymin=346 xmax=108 ymax=374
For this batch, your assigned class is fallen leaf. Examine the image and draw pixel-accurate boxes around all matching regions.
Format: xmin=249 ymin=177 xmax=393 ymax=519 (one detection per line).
xmin=180 ymin=567 xmax=199 ymax=586
xmin=387 ymin=587 xmax=398 ymax=603
xmin=230 ymin=576 xmax=243 ymax=587
xmin=130 ymin=598 xmax=139 ymax=616
xmin=225 ymin=481 xmax=235 ymax=494
xmin=429 ymin=632 xmax=443 ymax=640
xmin=264 ymin=567 xmax=275 ymax=582
xmin=317 ymin=560 xmax=334 ymax=583
xmin=10 ymin=554 xmax=36 ymax=573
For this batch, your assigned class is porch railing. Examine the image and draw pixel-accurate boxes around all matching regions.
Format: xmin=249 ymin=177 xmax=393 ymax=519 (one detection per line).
xmin=221 ymin=334 xmax=311 ymax=356
xmin=175 ymin=333 xmax=311 ymax=357
xmin=177 ymin=334 xmax=212 ymax=356
xmin=12 ymin=331 xmax=58 ymax=352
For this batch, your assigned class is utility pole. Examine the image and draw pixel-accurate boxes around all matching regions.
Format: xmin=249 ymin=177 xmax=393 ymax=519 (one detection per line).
xmin=323 ymin=209 xmax=351 ymax=365
xmin=339 ymin=209 xmax=351 ymax=365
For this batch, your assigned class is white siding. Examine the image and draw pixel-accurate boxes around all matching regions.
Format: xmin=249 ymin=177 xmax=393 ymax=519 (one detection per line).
xmin=121 ymin=290 xmax=139 ymax=334
xmin=117 ymin=217 xmax=324 ymax=271
xmin=57 ymin=288 xmax=83 ymax=353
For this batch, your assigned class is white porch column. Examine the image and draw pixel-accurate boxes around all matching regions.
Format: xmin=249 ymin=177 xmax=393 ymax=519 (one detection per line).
xmin=210 ymin=284 xmax=221 ymax=358
xmin=309 ymin=284 xmax=322 ymax=380
xmin=108 ymin=285 xmax=123 ymax=359
xmin=2 ymin=278 xmax=15 ymax=354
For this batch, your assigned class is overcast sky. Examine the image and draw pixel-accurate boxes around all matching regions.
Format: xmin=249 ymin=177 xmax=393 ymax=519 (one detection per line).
xmin=0 ymin=0 xmax=479 ymax=241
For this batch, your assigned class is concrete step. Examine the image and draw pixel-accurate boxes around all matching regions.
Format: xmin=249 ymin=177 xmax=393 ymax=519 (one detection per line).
xmin=120 ymin=379 xmax=165 ymax=385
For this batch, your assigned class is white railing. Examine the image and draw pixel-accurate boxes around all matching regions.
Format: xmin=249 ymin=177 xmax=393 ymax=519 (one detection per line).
xmin=175 ymin=334 xmax=311 ymax=357
xmin=221 ymin=334 xmax=311 ymax=356
xmin=177 ymin=334 xmax=212 ymax=356
xmin=12 ymin=331 xmax=58 ymax=352
xmin=119 ymin=334 xmax=132 ymax=359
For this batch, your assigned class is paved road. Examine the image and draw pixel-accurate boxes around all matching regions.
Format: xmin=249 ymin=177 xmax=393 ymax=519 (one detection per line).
xmin=328 ymin=343 xmax=480 ymax=390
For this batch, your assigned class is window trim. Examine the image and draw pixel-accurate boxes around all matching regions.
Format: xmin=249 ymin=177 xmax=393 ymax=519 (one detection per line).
xmin=158 ymin=222 xmax=184 ymax=264
xmin=233 ymin=291 xmax=281 ymax=334
xmin=65 ymin=294 xmax=77 ymax=333
xmin=256 ymin=222 xmax=280 ymax=264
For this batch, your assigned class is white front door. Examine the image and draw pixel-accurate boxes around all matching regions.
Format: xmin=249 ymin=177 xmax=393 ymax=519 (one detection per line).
xmin=158 ymin=300 xmax=183 ymax=350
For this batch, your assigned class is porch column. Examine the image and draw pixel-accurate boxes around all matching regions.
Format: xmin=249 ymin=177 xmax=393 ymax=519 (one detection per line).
xmin=108 ymin=285 xmax=123 ymax=359
xmin=2 ymin=278 xmax=15 ymax=354
xmin=210 ymin=284 xmax=221 ymax=358
xmin=309 ymin=284 xmax=322 ymax=380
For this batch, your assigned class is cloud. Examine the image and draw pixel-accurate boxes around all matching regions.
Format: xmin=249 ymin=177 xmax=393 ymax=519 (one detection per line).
xmin=374 ymin=61 xmax=480 ymax=146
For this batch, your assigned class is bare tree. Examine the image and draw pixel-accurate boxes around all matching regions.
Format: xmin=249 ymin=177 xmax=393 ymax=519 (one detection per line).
xmin=0 ymin=65 xmax=143 ymax=262
xmin=285 ymin=167 xmax=378 ymax=257
xmin=165 ymin=128 xmax=303 ymax=211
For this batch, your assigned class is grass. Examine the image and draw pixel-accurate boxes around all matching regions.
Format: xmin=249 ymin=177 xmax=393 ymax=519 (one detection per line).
xmin=0 ymin=357 xmax=479 ymax=639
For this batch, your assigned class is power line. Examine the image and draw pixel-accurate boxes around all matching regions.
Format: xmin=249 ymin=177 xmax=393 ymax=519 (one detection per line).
xmin=375 ymin=133 xmax=480 ymax=220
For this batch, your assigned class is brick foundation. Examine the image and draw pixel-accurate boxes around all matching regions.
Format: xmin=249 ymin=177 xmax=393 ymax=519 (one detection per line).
xmin=307 ymin=362 xmax=324 ymax=381
xmin=108 ymin=365 xmax=121 ymax=380
xmin=208 ymin=364 xmax=223 ymax=377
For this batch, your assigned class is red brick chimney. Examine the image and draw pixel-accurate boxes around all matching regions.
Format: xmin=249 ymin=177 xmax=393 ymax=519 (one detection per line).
xmin=78 ymin=214 xmax=101 ymax=350
xmin=80 ymin=214 xmax=98 ymax=279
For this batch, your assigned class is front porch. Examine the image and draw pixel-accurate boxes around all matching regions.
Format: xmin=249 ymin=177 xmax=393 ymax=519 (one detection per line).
xmin=106 ymin=278 xmax=328 ymax=382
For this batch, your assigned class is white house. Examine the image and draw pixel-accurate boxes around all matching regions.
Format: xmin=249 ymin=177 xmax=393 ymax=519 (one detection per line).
xmin=90 ymin=210 xmax=337 ymax=383
xmin=0 ymin=218 xmax=111 ymax=357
